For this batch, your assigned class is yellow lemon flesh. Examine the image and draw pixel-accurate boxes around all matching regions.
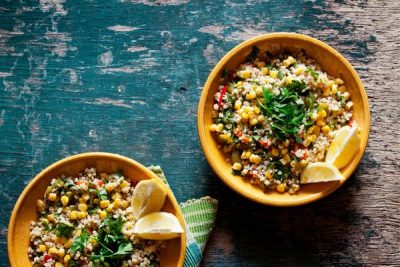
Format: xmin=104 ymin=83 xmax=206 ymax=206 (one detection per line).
xmin=325 ymin=125 xmax=361 ymax=169
xmin=301 ymin=162 xmax=343 ymax=184
xmin=131 ymin=179 xmax=167 ymax=219
xmin=133 ymin=212 xmax=184 ymax=240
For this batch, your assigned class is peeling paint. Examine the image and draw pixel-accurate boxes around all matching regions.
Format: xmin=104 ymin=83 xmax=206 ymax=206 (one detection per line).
xmin=127 ymin=46 xmax=147 ymax=52
xmin=107 ymin=25 xmax=138 ymax=32
xmin=198 ymin=25 xmax=227 ymax=39
xmin=85 ymin=98 xmax=133 ymax=109
xmin=123 ymin=0 xmax=190 ymax=6
xmin=98 ymin=51 xmax=114 ymax=67
xmin=0 ymin=72 xmax=12 ymax=77
xmin=203 ymin=43 xmax=224 ymax=65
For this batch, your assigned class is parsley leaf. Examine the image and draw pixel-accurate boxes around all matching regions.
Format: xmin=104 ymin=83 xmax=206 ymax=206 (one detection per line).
xmin=306 ymin=67 xmax=319 ymax=79
xmin=71 ymin=228 xmax=89 ymax=253
xmin=53 ymin=223 xmax=74 ymax=237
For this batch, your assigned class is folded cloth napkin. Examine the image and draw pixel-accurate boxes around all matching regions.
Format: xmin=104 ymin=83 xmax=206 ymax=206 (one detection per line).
xmin=148 ymin=166 xmax=218 ymax=267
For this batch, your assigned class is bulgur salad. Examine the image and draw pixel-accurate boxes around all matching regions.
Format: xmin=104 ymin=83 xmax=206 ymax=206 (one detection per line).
xmin=210 ymin=48 xmax=355 ymax=194
xmin=29 ymin=168 xmax=163 ymax=267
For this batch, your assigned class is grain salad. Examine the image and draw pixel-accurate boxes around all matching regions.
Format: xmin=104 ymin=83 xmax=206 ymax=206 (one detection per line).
xmin=209 ymin=48 xmax=355 ymax=194
xmin=28 ymin=168 xmax=163 ymax=267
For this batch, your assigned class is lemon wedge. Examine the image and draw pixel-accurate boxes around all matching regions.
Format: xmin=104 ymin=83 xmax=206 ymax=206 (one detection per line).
xmin=133 ymin=212 xmax=184 ymax=240
xmin=300 ymin=162 xmax=343 ymax=184
xmin=325 ymin=126 xmax=361 ymax=169
xmin=131 ymin=180 xmax=167 ymax=219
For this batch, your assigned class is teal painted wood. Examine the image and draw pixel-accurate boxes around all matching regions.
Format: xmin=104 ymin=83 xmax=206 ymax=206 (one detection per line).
xmin=1 ymin=0 xmax=399 ymax=266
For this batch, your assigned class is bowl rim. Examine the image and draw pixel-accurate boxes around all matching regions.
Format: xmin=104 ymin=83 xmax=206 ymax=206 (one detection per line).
xmin=197 ymin=32 xmax=370 ymax=207
xmin=7 ymin=152 xmax=186 ymax=267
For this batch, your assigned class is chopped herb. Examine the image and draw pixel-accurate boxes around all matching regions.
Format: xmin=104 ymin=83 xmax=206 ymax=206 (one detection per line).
xmin=71 ymin=229 xmax=89 ymax=253
xmin=53 ymin=223 xmax=74 ymax=237
xmin=88 ymin=206 xmax=100 ymax=214
xmin=258 ymin=80 xmax=314 ymax=140
xmin=306 ymin=67 xmax=319 ymax=79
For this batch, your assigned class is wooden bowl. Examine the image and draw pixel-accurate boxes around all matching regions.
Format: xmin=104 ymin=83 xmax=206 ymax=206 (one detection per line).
xmin=8 ymin=152 xmax=186 ymax=266
xmin=197 ymin=33 xmax=370 ymax=206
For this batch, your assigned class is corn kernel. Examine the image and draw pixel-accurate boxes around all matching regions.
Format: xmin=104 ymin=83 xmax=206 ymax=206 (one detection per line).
xmin=49 ymin=247 xmax=58 ymax=254
xmin=78 ymin=197 xmax=86 ymax=204
xmin=345 ymin=101 xmax=353 ymax=110
xmin=322 ymin=87 xmax=330 ymax=96
xmin=269 ymin=70 xmax=277 ymax=78
xmin=47 ymin=214 xmax=54 ymax=222
xmin=57 ymin=248 xmax=65 ymax=257
xmin=39 ymin=244 xmax=47 ymax=252
xmin=281 ymin=148 xmax=288 ymax=155
xmin=69 ymin=211 xmax=78 ymax=220
xmin=318 ymin=109 xmax=327 ymax=118
xmin=343 ymin=92 xmax=350 ymax=99
xmin=82 ymin=193 xmax=90 ymax=201
xmin=294 ymin=66 xmax=305 ymax=75
xmin=300 ymin=159 xmax=308 ymax=168
xmin=311 ymin=113 xmax=319 ymax=121
xmin=64 ymin=239 xmax=72 ymax=249
xmin=241 ymin=70 xmax=251 ymax=79
xmin=250 ymin=118 xmax=258 ymax=126
xmin=37 ymin=199 xmax=45 ymax=209
xmin=331 ymin=84 xmax=338 ymax=94
xmin=285 ymin=76 xmax=292 ymax=85
xmin=241 ymin=151 xmax=251 ymax=159
xmin=245 ymin=91 xmax=256 ymax=100
xmin=121 ymin=200 xmax=129 ymax=209
xmin=54 ymin=236 xmax=60 ymax=243
xmin=322 ymin=125 xmax=331 ymax=134
xmin=232 ymin=163 xmax=243 ymax=171
xmin=77 ymin=211 xmax=87 ymax=219
xmin=277 ymin=183 xmax=286 ymax=193
xmin=106 ymin=204 xmax=114 ymax=212
xmin=313 ymin=126 xmax=321 ymax=135
xmin=283 ymin=153 xmax=290 ymax=162
xmin=307 ymin=126 xmax=314 ymax=135
xmin=283 ymin=139 xmax=290 ymax=147
xmin=287 ymin=56 xmax=295 ymax=63
xmin=303 ymin=139 xmax=311 ymax=147
xmin=249 ymin=154 xmax=262 ymax=165
xmin=216 ymin=123 xmax=224 ymax=132
xmin=59 ymin=196 xmax=69 ymax=206
xmin=234 ymin=100 xmax=242 ymax=110
xmin=59 ymin=237 xmax=67 ymax=245
xmin=99 ymin=210 xmax=107 ymax=219
xmin=113 ymin=198 xmax=122 ymax=208
xmin=105 ymin=182 xmax=117 ymax=192
xmin=120 ymin=181 xmax=129 ymax=188
xmin=307 ymin=134 xmax=317 ymax=142
xmin=316 ymin=119 xmax=326 ymax=127
xmin=100 ymin=200 xmax=110 ymax=209
xmin=265 ymin=172 xmax=273 ymax=180
xmin=335 ymin=78 xmax=344 ymax=85
xmin=241 ymin=112 xmax=249 ymax=122
xmin=261 ymin=67 xmax=269 ymax=75
xmin=271 ymin=148 xmax=279 ymax=157
xmin=209 ymin=124 xmax=217 ymax=132
xmin=55 ymin=263 xmax=64 ymax=267
xmin=339 ymin=85 xmax=347 ymax=92
xmin=255 ymin=86 xmax=263 ymax=96
xmin=48 ymin=193 xmax=57 ymax=202
xmin=78 ymin=204 xmax=87 ymax=212
xmin=319 ymin=102 xmax=329 ymax=111
xmin=64 ymin=255 xmax=71 ymax=263
xmin=237 ymin=81 xmax=243 ymax=87
xmin=257 ymin=115 xmax=265 ymax=122
xmin=218 ymin=134 xmax=232 ymax=144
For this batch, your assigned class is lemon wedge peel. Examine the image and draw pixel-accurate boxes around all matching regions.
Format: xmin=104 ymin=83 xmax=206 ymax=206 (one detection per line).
xmin=131 ymin=179 xmax=167 ymax=220
xmin=325 ymin=125 xmax=361 ymax=169
xmin=133 ymin=211 xmax=184 ymax=240
xmin=300 ymin=162 xmax=343 ymax=184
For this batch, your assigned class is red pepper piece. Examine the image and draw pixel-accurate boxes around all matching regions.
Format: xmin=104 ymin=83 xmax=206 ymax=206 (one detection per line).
xmin=217 ymin=85 xmax=228 ymax=108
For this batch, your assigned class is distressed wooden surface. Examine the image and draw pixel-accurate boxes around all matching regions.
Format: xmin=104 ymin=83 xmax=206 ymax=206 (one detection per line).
xmin=1 ymin=0 xmax=399 ymax=266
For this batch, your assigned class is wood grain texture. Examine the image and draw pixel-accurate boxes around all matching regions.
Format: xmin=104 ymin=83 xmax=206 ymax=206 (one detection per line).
xmin=0 ymin=0 xmax=399 ymax=266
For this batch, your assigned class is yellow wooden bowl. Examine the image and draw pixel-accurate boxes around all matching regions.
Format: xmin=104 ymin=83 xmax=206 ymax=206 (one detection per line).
xmin=198 ymin=33 xmax=370 ymax=206
xmin=8 ymin=152 xmax=186 ymax=266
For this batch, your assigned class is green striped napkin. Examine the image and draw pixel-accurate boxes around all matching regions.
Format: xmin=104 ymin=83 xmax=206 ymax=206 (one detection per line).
xmin=148 ymin=166 xmax=218 ymax=267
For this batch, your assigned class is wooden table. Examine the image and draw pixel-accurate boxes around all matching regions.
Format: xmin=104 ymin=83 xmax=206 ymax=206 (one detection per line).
xmin=1 ymin=1 xmax=399 ymax=266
